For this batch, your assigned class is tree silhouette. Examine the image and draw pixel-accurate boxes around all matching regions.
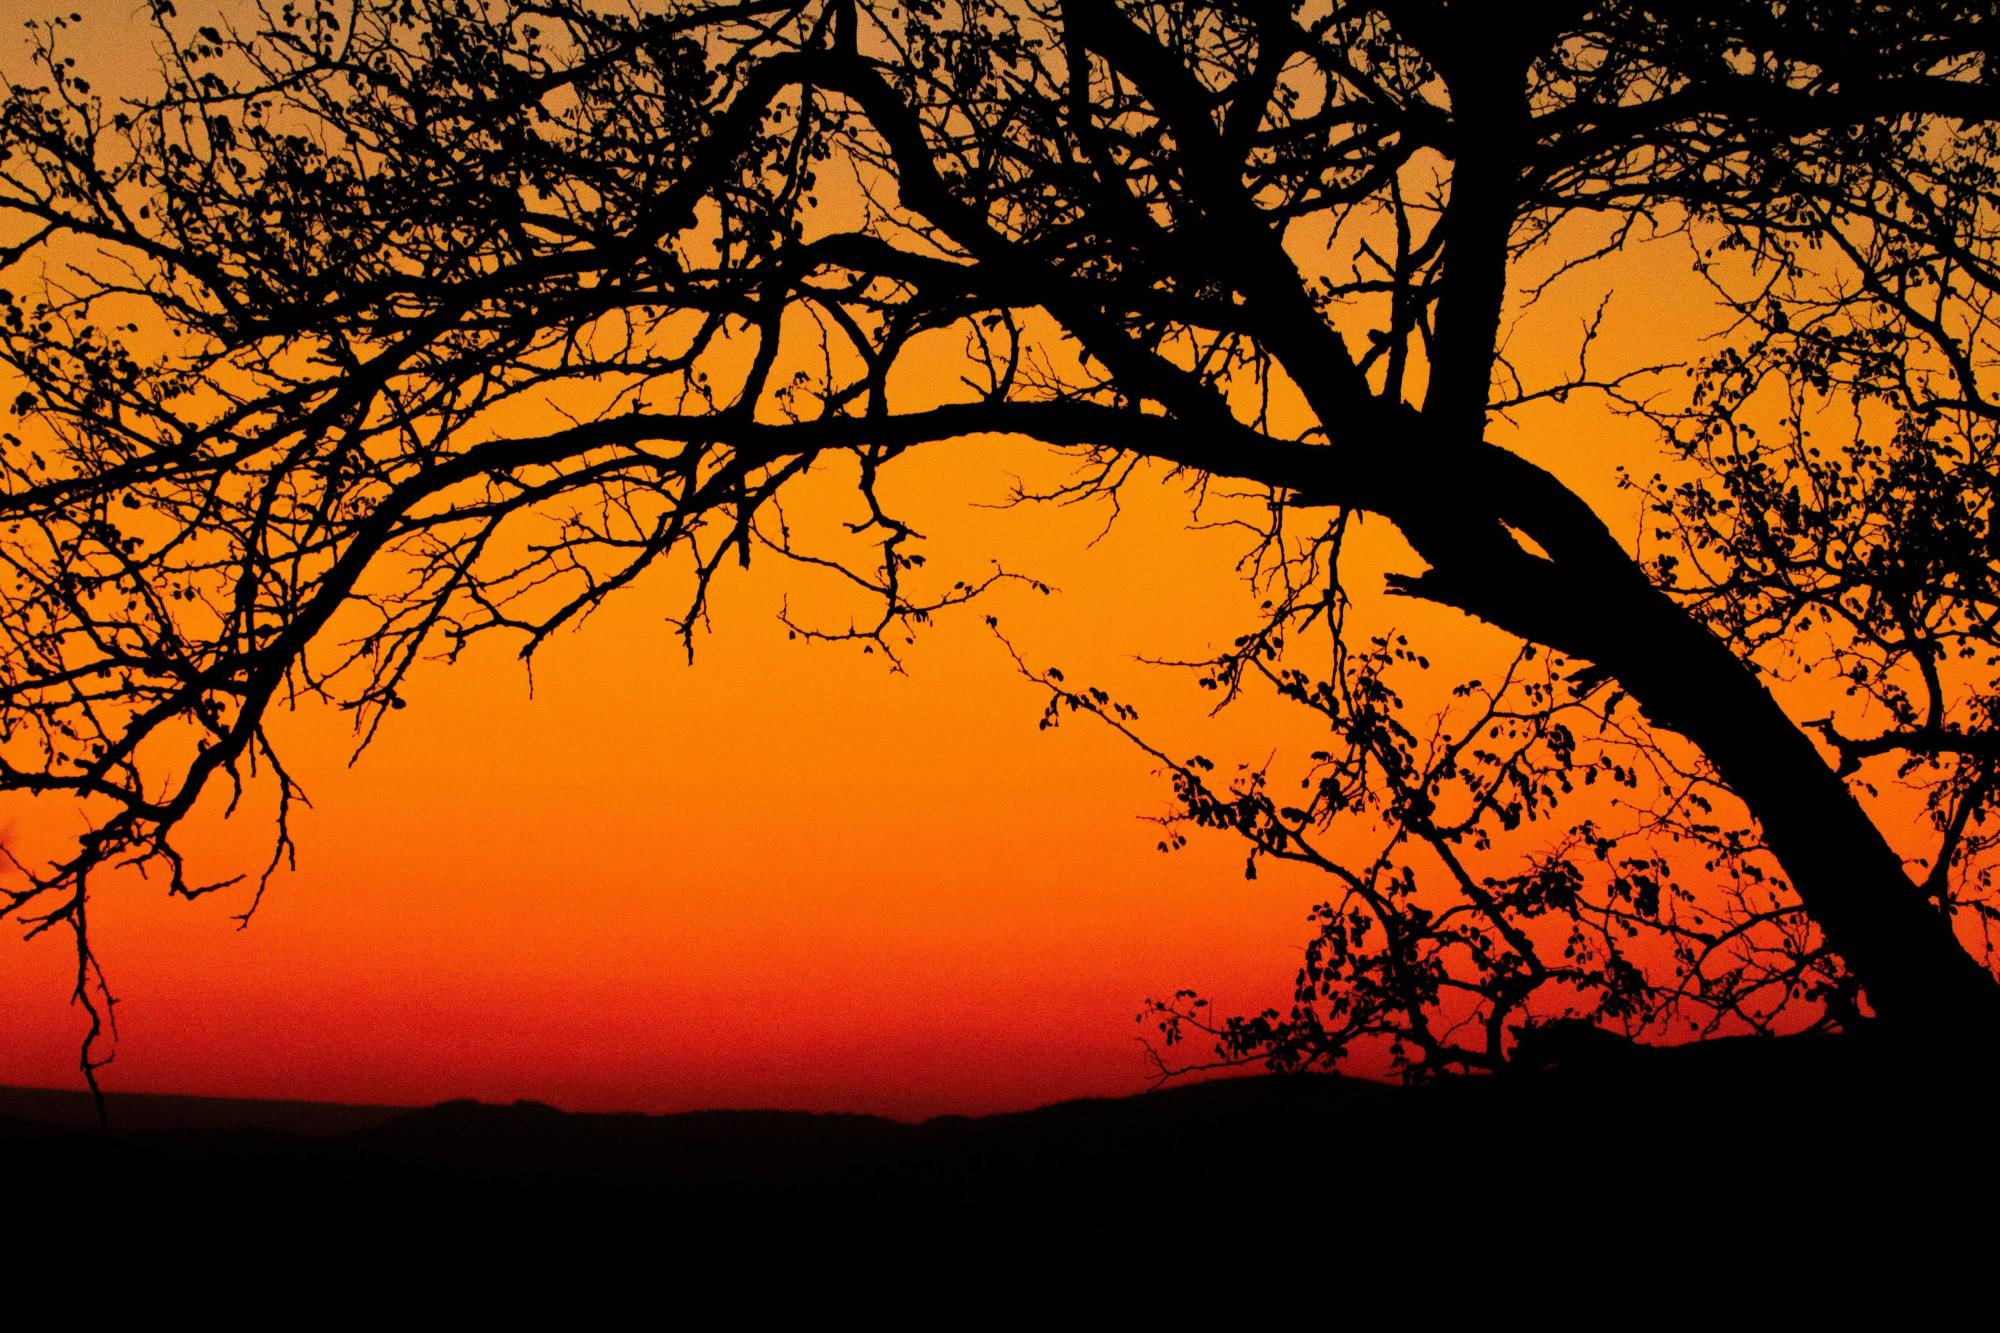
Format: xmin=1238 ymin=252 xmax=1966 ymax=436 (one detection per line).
xmin=1 ymin=0 xmax=1997 ymax=1095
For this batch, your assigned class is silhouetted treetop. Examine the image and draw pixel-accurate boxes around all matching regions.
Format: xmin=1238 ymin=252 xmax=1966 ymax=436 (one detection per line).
xmin=2 ymin=1 xmax=1998 ymax=1088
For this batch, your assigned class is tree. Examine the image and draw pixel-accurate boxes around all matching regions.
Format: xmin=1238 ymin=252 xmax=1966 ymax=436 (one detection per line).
xmin=1 ymin=0 xmax=1997 ymax=1097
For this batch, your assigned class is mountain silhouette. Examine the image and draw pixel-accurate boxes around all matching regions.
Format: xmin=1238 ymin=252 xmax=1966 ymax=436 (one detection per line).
xmin=4 ymin=1029 xmax=1986 ymax=1250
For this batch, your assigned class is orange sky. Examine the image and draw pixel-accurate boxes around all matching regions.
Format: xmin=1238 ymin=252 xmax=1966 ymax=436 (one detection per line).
xmin=0 ymin=3 xmax=1889 ymax=1118
xmin=1 ymin=428 xmax=1389 ymax=1117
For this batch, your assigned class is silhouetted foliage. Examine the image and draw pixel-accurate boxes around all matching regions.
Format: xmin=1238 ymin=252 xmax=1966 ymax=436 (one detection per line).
xmin=1 ymin=1 xmax=1998 ymax=1095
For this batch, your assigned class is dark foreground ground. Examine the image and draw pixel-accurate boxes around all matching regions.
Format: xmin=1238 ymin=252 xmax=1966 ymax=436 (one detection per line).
xmin=4 ymin=1029 xmax=1994 ymax=1249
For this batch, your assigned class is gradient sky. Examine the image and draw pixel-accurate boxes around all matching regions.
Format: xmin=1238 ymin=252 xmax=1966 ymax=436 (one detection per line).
xmin=0 ymin=2 xmax=1839 ymax=1118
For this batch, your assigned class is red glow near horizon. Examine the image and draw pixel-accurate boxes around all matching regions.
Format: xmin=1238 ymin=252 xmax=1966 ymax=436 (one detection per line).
xmin=0 ymin=2 xmax=1939 ymax=1120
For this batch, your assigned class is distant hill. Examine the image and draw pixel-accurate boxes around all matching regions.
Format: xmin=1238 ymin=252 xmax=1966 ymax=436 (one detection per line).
xmin=2 ymin=1030 xmax=1990 ymax=1245
xmin=0 ymin=1084 xmax=409 ymax=1136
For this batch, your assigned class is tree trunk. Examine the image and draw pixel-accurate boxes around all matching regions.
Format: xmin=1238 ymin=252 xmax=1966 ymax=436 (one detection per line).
xmin=1392 ymin=442 xmax=2000 ymax=1031
xmin=1610 ymin=581 xmax=2000 ymax=1029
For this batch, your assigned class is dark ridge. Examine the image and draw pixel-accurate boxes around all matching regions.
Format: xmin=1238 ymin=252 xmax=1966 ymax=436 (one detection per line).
xmin=1 ymin=1032 xmax=1988 ymax=1246
xmin=0 ymin=1083 xmax=409 ymax=1136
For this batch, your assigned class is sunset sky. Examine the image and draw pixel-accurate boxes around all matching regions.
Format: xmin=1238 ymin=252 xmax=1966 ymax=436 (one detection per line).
xmin=0 ymin=1 xmax=1890 ymax=1119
